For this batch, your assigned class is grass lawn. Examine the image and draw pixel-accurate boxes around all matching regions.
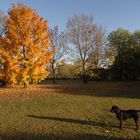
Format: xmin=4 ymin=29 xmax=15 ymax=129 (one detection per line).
xmin=0 ymin=81 xmax=140 ymax=140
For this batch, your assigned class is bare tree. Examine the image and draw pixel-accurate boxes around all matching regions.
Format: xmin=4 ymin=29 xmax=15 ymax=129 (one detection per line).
xmin=0 ymin=10 xmax=7 ymax=81
xmin=49 ymin=26 xmax=68 ymax=83
xmin=66 ymin=13 xmax=105 ymax=83
xmin=0 ymin=10 xmax=7 ymax=37
xmin=87 ymin=25 xmax=106 ymax=69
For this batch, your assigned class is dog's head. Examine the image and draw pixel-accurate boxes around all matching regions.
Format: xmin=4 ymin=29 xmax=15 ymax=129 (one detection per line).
xmin=110 ymin=105 xmax=120 ymax=113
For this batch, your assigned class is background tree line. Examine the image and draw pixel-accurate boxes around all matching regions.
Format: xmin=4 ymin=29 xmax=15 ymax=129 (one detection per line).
xmin=50 ymin=14 xmax=140 ymax=82
xmin=0 ymin=3 xmax=140 ymax=86
xmin=108 ymin=28 xmax=140 ymax=81
xmin=50 ymin=14 xmax=140 ymax=83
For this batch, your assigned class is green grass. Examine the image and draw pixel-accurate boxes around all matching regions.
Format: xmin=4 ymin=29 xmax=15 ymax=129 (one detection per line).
xmin=0 ymin=81 xmax=140 ymax=140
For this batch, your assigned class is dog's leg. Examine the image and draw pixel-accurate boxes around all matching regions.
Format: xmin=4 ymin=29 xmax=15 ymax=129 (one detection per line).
xmin=119 ymin=120 xmax=122 ymax=130
xmin=136 ymin=123 xmax=139 ymax=131
xmin=134 ymin=115 xmax=139 ymax=131
xmin=134 ymin=118 xmax=139 ymax=131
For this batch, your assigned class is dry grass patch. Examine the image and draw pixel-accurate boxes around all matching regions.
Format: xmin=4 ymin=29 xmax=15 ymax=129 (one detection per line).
xmin=0 ymin=81 xmax=139 ymax=140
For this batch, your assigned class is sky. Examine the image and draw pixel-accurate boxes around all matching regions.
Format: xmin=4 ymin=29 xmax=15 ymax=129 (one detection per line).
xmin=0 ymin=0 xmax=140 ymax=33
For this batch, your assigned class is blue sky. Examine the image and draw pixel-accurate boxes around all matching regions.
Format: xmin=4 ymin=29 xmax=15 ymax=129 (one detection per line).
xmin=0 ymin=0 xmax=140 ymax=33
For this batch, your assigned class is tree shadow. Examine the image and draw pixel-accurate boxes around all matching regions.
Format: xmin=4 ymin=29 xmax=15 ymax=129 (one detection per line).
xmin=0 ymin=132 xmax=132 ymax=140
xmin=38 ymin=81 xmax=140 ymax=99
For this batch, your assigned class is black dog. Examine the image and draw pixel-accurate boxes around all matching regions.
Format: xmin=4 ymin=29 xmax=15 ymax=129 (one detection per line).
xmin=110 ymin=105 xmax=140 ymax=130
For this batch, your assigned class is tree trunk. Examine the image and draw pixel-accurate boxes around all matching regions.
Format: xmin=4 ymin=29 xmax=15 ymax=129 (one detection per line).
xmin=82 ymin=61 xmax=87 ymax=83
xmin=51 ymin=61 xmax=56 ymax=84
xmin=23 ymin=45 xmax=28 ymax=87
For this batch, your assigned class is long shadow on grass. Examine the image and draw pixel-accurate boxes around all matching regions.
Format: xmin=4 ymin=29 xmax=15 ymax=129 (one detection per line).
xmin=58 ymin=87 xmax=140 ymax=98
xmin=49 ymin=87 xmax=140 ymax=99
xmin=0 ymin=132 xmax=131 ymax=140
xmin=39 ymin=81 xmax=140 ymax=98
xmin=27 ymin=115 xmax=118 ymax=128
xmin=38 ymin=82 xmax=140 ymax=98
xmin=27 ymin=115 xmax=136 ymax=130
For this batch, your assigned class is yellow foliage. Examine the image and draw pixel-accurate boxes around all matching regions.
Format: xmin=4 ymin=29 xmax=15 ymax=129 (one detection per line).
xmin=0 ymin=3 xmax=53 ymax=86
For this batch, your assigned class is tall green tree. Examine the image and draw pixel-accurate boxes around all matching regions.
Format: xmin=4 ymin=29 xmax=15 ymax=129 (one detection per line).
xmin=108 ymin=28 xmax=140 ymax=80
xmin=131 ymin=31 xmax=140 ymax=79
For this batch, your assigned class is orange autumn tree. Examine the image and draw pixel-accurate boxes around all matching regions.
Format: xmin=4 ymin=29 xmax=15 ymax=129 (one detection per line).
xmin=0 ymin=3 xmax=52 ymax=86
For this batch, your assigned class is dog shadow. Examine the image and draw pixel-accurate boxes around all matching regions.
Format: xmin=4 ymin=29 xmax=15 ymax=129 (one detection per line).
xmin=26 ymin=114 xmax=119 ymax=128
xmin=26 ymin=114 xmax=137 ymax=130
